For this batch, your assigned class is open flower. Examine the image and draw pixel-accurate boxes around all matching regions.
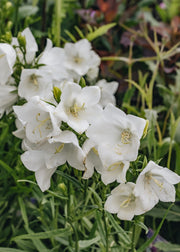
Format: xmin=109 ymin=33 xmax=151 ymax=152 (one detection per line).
xmin=18 ymin=68 xmax=53 ymax=101
xmin=105 ymin=182 xmax=148 ymax=220
xmin=82 ymin=139 xmax=129 ymax=184
xmin=64 ymin=39 xmax=100 ymax=76
xmin=0 ymin=43 xmax=16 ymax=85
xmin=13 ymin=96 xmax=60 ymax=144
xmin=86 ymin=103 xmax=146 ymax=162
xmin=134 ymin=161 xmax=180 ymax=210
xmin=55 ymin=82 xmax=102 ymax=134
xmin=21 ymin=131 xmax=85 ymax=191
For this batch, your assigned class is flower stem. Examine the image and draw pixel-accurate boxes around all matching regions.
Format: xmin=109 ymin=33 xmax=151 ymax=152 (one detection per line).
xmin=103 ymin=210 xmax=109 ymax=252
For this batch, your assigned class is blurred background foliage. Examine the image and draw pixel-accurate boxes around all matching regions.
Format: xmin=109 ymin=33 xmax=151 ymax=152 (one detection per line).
xmin=0 ymin=0 xmax=180 ymax=251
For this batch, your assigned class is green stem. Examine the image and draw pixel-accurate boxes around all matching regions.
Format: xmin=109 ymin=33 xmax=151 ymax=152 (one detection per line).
xmin=131 ymin=222 xmax=136 ymax=252
xmin=14 ymin=0 xmax=21 ymax=36
xmin=55 ymin=0 xmax=61 ymax=47
xmin=103 ymin=210 xmax=109 ymax=252
xmin=167 ymin=139 xmax=173 ymax=169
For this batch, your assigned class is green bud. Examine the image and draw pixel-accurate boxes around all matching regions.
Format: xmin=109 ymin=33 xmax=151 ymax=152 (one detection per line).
xmin=79 ymin=76 xmax=86 ymax=88
xmin=142 ymin=120 xmax=149 ymax=139
xmin=53 ymin=86 xmax=61 ymax=103
xmin=4 ymin=31 xmax=12 ymax=43
xmin=58 ymin=183 xmax=67 ymax=193
xmin=17 ymin=32 xmax=26 ymax=48
xmin=7 ymin=21 xmax=13 ymax=30
xmin=6 ymin=1 xmax=12 ymax=10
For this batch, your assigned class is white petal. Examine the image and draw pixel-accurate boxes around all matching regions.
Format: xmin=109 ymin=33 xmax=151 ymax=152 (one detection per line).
xmin=35 ymin=167 xmax=57 ymax=192
xmin=104 ymin=195 xmax=120 ymax=213
xmin=21 ymin=150 xmax=45 ymax=171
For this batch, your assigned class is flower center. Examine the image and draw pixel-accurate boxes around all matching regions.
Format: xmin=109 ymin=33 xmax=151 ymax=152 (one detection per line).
xmin=121 ymin=129 xmax=132 ymax=144
xmin=74 ymin=56 xmax=83 ymax=64
xmin=30 ymin=74 xmax=39 ymax=86
xmin=145 ymin=172 xmax=163 ymax=189
xmin=107 ymin=161 xmax=124 ymax=171
xmin=32 ymin=113 xmax=51 ymax=138
xmin=69 ymin=102 xmax=85 ymax=118
xmin=54 ymin=143 xmax=64 ymax=154
xmin=120 ymin=194 xmax=135 ymax=208
xmin=0 ymin=54 xmax=5 ymax=59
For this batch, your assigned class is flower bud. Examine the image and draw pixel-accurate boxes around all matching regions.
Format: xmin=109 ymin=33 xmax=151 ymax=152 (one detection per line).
xmin=6 ymin=1 xmax=12 ymax=10
xmin=17 ymin=32 xmax=26 ymax=48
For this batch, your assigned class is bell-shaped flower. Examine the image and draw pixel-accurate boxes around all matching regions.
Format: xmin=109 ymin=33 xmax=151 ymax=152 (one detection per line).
xmin=0 ymin=43 xmax=16 ymax=85
xmin=38 ymin=39 xmax=73 ymax=82
xmin=55 ymin=82 xmax=102 ymax=134
xmin=13 ymin=96 xmax=61 ymax=144
xmin=86 ymin=103 xmax=146 ymax=162
xmin=96 ymin=79 xmax=119 ymax=107
xmin=104 ymin=182 xmax=149 ymax=221
xmin=0 ymin=84 xmax=18 ymax=118
xmin=12 ymin=27 xmax=38 ymax=64
xmin=63 ymin=39 xmax=100 ymax=76
xmin=134 ymin=161 xmax=180 ymax=210
xmin=21 ymin=131 xmax=85 ymax=191
xmin=18 ymin=68 xmax=53 ymax=101
xmin=82 ymin=139 xmax=129 ymax=184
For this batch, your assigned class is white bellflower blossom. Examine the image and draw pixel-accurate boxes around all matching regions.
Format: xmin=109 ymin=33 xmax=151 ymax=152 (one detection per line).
xmin=86 ymin=103 xmax=146 ymax=162
xmin=55 ymin=82 xmax=102 ymax=134
xmin=134 ymin=161 xmax=180 ymax=210
xmin=64 ymin=39 xmax=100 ymax=76
xmin=13 ymin=96 xmax=60 ymax=144
xmin=105 ymin=182 xmax=148 ymax=221
xmin=21 ymin=131 xmax=85 ymax=191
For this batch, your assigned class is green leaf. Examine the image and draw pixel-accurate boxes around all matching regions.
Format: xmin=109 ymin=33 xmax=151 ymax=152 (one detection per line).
xmin=134 ymin=220 xmax=148 ymax=234
xmin=12 ymin=227 xmax=72 ymax=241
xmin=86 ymin=23 xmax=116 ymax=41
xmin=106 ymin=212 xmax=131 ymax=246
xmin=18 ymin=197 xmax=29 ymax=228
xmin=79 ymin=236 xmax=101 ymax=248
xmin=0 ymin=249 xmax=25 ymax=252
xmin=137 ymin=203 xmax=174 ymax=252
xmin=56 ymin=170 xmax=82 ymax=189
xmin=155 ymin=241 xmax=180 ymax=251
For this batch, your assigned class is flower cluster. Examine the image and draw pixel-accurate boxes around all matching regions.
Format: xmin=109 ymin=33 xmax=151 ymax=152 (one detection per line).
xmin=1 ymin=27 xmax=180 ymax=221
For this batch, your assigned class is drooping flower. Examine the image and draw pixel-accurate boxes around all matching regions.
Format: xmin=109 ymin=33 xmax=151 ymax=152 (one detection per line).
xmin=63 ymin=39 xmax=100 ymax=76
xmin=21 ymin=131 xmax=85 ymax=191
xmin=54 ymin=82 xmax=102 ymax=134
xmin=86 ymin=103 xmax=147 ymax=162
xmin=134 ymin=161 xmax=180 ymax=210
xmin=18 ymin=68 xmax=53 ymax=101
xmin=0 ymin=84 xmax=18 ymax=118
xmin=104 ymin=182 xmax=149 ymax=220
xmin=0 ymin=43 xmax=16 ymax=85
xmin=13 ymin=96 xmax=60 ymax=144
xmin=95 ymin=79 xmax=119 ymax=107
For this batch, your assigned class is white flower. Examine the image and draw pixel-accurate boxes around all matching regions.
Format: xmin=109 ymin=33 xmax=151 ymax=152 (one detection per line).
xmin=18 ymin=68 xmax=53 ymax=101
xmin=21 ymin=131 xmax=85 ymax=191
xmin=104 ymin=182 xmax=148 ymax=220
xmin=96 ymin=79 xmax=119 ymax=107
xmin=12 ymin=27 xmax=38 ymax=64
xmin=82 ymin=139 xmax=129 ymax=184
xmin=38 ymin=39 xmax=73 ymax=82
xmin=0 ymin=43 xmax=16 ymax=85
xmin=86 ymin=103 xmax=146 ymax=162
xmin=55 ymin=82 xmax=102 ymax=134
xmin=0 ymin=85 xmax=18 ymax=118
xmin=13 ymin=96 xmax=60 ymax=144
xmin=82 ymin=139 xmax=104 ymax=179
xmin=134 ymin=161 xmax=180 ymax=210
xmin=64 ymin=39 xmax=100 ymax=76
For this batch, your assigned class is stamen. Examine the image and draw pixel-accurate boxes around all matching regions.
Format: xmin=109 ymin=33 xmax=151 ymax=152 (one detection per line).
xmin=121 ymin=129 xmax=132 ymax=144
xmin=30 ymin=74 xmax=38 ymax=86
xmin=145 ymin=172 xmax=163 ymax=189
xmin=120 ymin=194 xmax=135 ymax=208
xmin=107 ymin=162 xmax=124 ymax=171
xmin=32 ymin=113 xmax=51 ymax=138
xmin=54 ymin=143 xmax=64 ymax=154
xmin=69 ymin=102 xmax=85 ymax=117
xmin=74 ymin=56 xmax=83 ymax=64
xmin=92 ymin=147 xmax=98 ymax=156
xmin=0 ymin=54 xmax=5 ymax=59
